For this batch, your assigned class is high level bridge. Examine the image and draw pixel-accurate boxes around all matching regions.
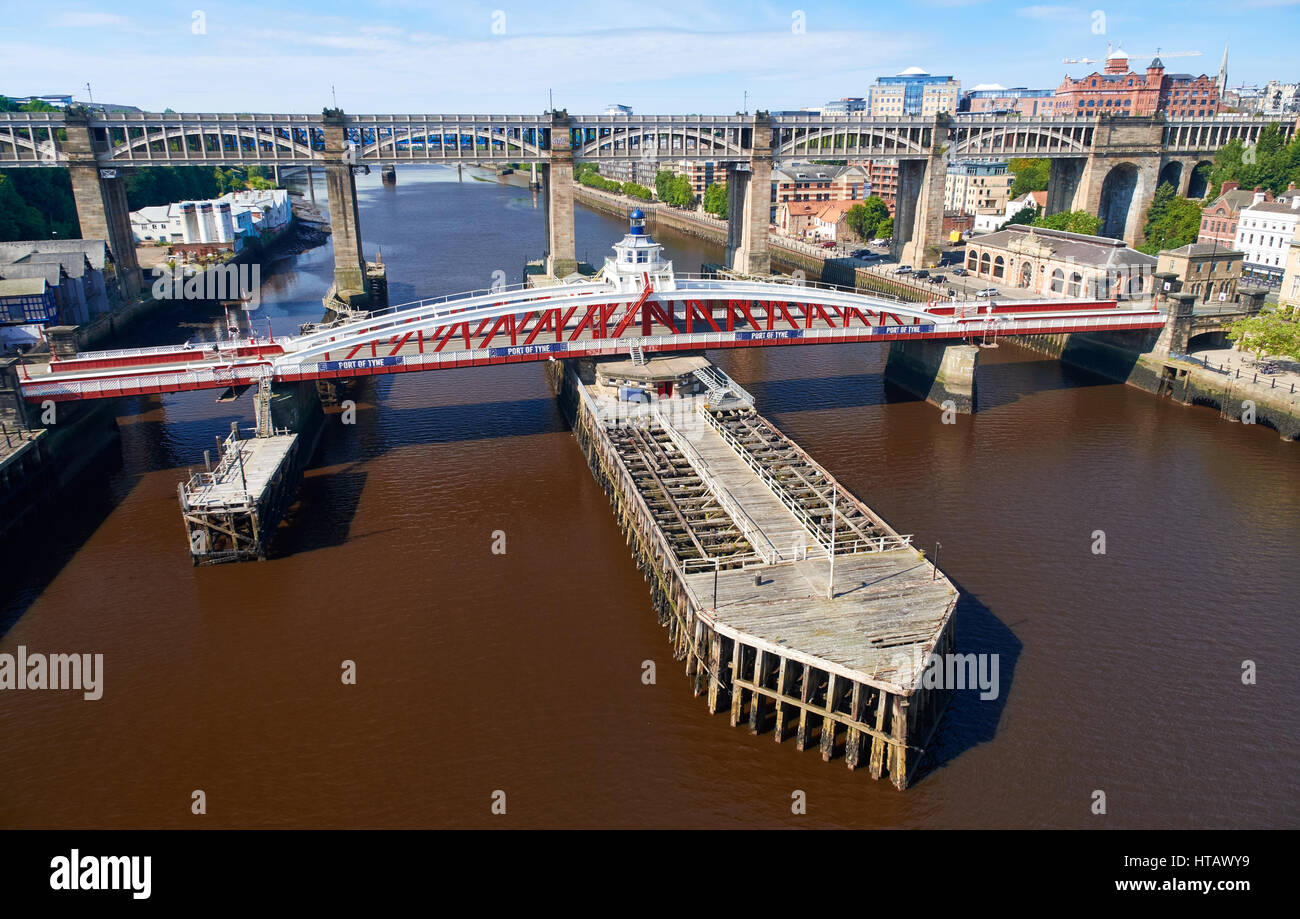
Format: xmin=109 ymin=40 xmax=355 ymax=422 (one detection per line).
xmin=1 ymin=108 xmax=1295 ymax=305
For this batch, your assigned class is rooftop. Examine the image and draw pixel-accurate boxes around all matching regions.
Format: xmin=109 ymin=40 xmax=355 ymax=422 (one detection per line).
xmin=976 ymin=224 xmax=1158 ymax=268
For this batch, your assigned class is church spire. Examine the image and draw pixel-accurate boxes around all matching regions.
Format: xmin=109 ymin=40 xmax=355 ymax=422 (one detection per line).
xmin=1218 ymin=42 xmax=1229 ymax=96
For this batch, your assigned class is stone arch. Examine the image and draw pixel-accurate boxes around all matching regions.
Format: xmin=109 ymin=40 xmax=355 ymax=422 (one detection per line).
xmin=1157 ymin=161 xmax=1182 ymax=193
xmin=1098 ymin=162 xmax=1139 ymax=240
xmin=966 ymin=249 xmax=979 ymax=270
xmin=992 ymin=255 xmax=1005 ymax=280
xmin=1018 ymin=262 xmax=1033 ymax=288
xmin=979 ymin=252 xmax=991 ymax=275
xmin=1188 ymin=160 xmax=1213 ymax=199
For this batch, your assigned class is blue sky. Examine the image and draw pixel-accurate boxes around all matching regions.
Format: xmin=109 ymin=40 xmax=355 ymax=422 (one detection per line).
xmin=0 ymin=0 xmax=1295 ymax=113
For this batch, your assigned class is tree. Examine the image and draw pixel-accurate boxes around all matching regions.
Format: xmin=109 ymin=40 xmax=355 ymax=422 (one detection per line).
xmin=845 ymin=195 xmax=889 ymax=240
xmin=1001 ymin=204 xmax=1040 ymax=229
xmin=622 ymin=182 xmax=652 ymax=201
xmin=1138 ymin=182 xmax=1202 ymax=254
xmin=1227 ymin=307 xmax=1300 ymax=362
xmin=1009 ymin=158 xmax=1049 ymax=198
xmin=702 ymin=182 xmax=728 ymax=218
xmin=876 ymin=217 xmax=893 ymax=240
xmin=654 ymin=169 xmax=676 ymax=202
xmin=1206 ymin=125 xmax=1300 ymax=198
xmin=1032 ymin=209 xmax=1101 ymax=235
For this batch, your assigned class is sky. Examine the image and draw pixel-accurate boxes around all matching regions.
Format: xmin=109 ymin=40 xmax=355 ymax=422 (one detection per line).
xmin=0 ymin=0 xmax=1296 ymax=114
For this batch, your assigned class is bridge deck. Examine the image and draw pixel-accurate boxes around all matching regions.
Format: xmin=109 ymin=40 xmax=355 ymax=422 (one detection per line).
xmin=182 ymin=434 xmax=297 ymax=510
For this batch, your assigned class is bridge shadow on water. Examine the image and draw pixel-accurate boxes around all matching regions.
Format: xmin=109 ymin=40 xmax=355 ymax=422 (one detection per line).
xmin=910 ymin=576 xmax=1023 ymax=786
xmin=742 ymin=354 xmax=1116 ymax=416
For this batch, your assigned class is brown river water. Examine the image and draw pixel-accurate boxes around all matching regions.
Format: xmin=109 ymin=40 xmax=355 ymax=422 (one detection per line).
xmin=1 ymin=167 xmax=1296 ymax=829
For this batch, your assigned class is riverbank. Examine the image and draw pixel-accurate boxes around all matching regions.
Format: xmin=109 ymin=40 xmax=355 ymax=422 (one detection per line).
xmin=1012 ymin=331 xmax=1300 ymax=440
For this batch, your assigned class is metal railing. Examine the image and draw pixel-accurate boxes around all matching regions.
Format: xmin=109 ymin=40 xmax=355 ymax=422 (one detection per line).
xmin=698 ymin=406 xmax=913 ymax=556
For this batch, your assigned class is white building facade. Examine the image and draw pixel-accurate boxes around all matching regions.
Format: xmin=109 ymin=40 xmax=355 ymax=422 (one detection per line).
xmin=1233 ymin=186 xmax=1300 ymax=283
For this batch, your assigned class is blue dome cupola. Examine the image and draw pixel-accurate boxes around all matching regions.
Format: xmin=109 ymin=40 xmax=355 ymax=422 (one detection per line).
xmin=628 ymin=208 xmax=646 ymax=236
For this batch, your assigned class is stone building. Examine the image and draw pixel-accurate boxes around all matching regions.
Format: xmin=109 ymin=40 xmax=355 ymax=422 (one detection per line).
xmin=961 ymin=225 xmax=1156 ymax=298
xmin=1156 ymin=243 xmax=1244 ymax=305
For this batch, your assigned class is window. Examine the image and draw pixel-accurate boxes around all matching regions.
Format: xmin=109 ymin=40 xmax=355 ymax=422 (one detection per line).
xmin=1068 ymin=272 xmax=1082 ymax=297
xmin=1051 ymin=267 xmax=1065 ymax=293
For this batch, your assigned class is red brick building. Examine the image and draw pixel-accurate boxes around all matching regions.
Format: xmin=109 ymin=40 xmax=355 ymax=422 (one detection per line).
xmin=1053 ymin=49 xmax=1221 ymax=117
xmin=1198 ymin=181 xmax=1256 ymax=247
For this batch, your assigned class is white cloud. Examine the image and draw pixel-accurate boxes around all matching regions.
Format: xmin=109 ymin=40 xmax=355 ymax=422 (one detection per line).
xmin=1017 ymin=5 xmax=1080 ymax=20
xmin=49 ymin=12 xmax=129 ymax=28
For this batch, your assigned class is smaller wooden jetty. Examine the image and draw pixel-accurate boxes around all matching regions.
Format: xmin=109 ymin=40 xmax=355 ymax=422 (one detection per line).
xmin=177 ymin=422 xmax=300 ymax=564
xmin=550 ymin=354 xmax=959 ymax=789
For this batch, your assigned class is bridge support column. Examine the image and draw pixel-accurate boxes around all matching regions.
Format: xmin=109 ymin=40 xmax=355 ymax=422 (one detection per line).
xmin=543 ymin=111 xmax=578 ymax=279
xmin=1153 ymin=289 xmax=1197 ymax=358
xmin=894 ymin=119 xmax=949 ymax=269
xmin=1046 ymin=158 xmax=1085 ymax=216
xmin=322 ymin=111 xmax=367 ymax=302
xmin=0 ymin=358 xmax=35 ymax=430
xmin=254 ymin=379 xmax=325 ymax=437
xmin=62 ymin=112 xmax=141 ymax=302
xmin=884 ymin=339 xmax=979 ymax=414
xmin=724 ymin=115 xmax=773 ymax=277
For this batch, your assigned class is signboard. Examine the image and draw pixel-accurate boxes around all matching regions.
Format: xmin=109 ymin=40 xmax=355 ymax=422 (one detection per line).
xmin=487 ymin=342 xmax=568 ymax=358
xmin=315 ymin=355 xmax=403 ymax=373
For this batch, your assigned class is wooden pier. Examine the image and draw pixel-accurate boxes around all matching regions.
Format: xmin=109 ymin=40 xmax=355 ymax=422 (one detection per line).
xmin=177 ymin=422 xmax=300 ymax=565
xmin=549 ymin=355 xmax=958 ymax=789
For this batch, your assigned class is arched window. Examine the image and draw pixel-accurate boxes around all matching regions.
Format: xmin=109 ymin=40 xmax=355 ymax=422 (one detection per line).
xmin=980 ymin=252 xmax=991 ymax=275
xmin=1051 ymin=268 xmax=1065 ymax=293
xmin=967 ymin=250 xmax=978 ymax=270
xmin=993 ymin=256 xmax=1005 ymax=279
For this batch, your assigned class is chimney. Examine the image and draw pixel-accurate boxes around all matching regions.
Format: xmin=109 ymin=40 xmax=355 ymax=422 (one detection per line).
xmin=1253 ymin=187 xmax=1266 ymax=205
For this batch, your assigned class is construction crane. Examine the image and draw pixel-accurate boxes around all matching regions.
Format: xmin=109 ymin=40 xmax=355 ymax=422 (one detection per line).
xmin=1062 ymin=44 xmax=1202 ymax=66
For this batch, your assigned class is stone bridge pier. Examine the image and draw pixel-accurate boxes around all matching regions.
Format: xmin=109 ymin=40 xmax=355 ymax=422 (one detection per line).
xmin=725 ymin=115 xmax=773 ymax=276
xmin=892 ymin=120 xmax=950 ymax=269
xmin=543 ymin=110 xmax=578 ymax=278
xmin=63 ymin=111 xmax=142 ymax=302
xmin=322 ymin=111 xmax=368 ymax=305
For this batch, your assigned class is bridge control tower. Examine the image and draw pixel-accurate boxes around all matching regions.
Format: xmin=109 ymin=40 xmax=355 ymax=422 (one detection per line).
xmin=599 ymin=209 xmax=678 ymax=294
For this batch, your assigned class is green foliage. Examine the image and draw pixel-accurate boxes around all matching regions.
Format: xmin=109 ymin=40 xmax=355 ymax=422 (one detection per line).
xmin=1206 ymin=124 xmax=1300 ymax=199
xmin=574 ymin=162 xmax=601 ymax=183
xmin=1009 ymin=158 xmax=1049 ymax=198
xmin=0 ymin=169 xmax=80 ymax=241
xmin=578 ymin=170 xmax=621 ymax=193
xmin=845 ymin=195 xmax=889 ymax=240
xmin=1138 ymin=182 xmax=1203 ymax=254
xmin=653 ymin=170 xmax=694 ymax=207
xmin=1002 ymin=204 xmax=1040 ymax=229
xmin=622 ymin=182 xmax=652 ymax=201
xmin=876 ymin=217 xmax=893 ymax=240
xmin=1032 ymin=209 xmax=1102 ymax=235
xmin=702 ymin=182 xmax=728 ymax=218
xmin=1227 ymin=306 xmax=1300 ymax=361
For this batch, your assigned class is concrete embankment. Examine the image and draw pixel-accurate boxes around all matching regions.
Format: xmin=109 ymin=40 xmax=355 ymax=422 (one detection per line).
xmin=1011 ymin=331 xmax=1300 ymax=440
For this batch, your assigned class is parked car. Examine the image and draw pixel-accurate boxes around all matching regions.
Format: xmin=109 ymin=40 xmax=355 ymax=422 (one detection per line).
xmin=914 ymin=269 xmax=930 ymax=279
xmin=871 ymin=238 xmax=888 ymax=246
xmin=930 ymin=273 xmax=946 ymax=284
xmin=894 ymin=265 xmax=913 ymax=274
xmin=952 ymin=267 xmax=968 ymax=277
xmin=975 ymin=287 xmax=999 ymax=299
xmin=820 ymin=241 xmax=836 ymax=249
